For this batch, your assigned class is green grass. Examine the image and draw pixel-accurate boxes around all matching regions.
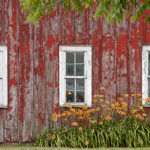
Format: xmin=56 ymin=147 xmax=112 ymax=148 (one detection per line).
xmin=1 ymin=147 xmax=150 ymax=150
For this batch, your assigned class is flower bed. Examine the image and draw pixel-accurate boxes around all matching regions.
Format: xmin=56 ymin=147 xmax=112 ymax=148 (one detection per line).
xmin=35 ymin=88 xmax=150 ymax=148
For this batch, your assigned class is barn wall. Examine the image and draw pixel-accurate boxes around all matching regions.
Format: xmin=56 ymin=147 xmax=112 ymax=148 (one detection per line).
xmin=0 ymin=0 xmax=150 ymax=142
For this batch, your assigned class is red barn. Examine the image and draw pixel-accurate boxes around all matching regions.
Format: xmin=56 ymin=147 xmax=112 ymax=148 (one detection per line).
xmin=0 ymin=0 xmax=150 ymax=143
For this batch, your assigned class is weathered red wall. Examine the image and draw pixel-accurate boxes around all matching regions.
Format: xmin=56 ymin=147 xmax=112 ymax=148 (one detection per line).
xmin=0 ymin=0 xmax=150 ymax=142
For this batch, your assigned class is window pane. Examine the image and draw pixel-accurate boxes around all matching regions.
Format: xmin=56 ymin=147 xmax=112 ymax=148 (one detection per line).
xmin=76 ymin=91 xmax=84 ymax=102
xmin=66 ymin=91 xmax=74 ymax=102
xmin=66 ymin=52 xmax=74 ymax=63
xmin=76 ymin=52 xmax=84 ymax=63
xmin=66 ymin=64 xmax=74 ymax=76
xmin=76 ymin=79 xmax=84 ymax=90
xmin=148 ymin=53 xmax=150 ymax=75
xmin=66 ymin=79 xmax=75 ymax=90
xmin=76 ymin=64 xmax=84 ymax=76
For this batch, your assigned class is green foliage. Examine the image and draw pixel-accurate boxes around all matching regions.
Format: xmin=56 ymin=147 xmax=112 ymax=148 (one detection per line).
xmin=35 ymin=116 xmax=150 ymax=148
xmin=19 ymin=0 xmax=150 ymax=24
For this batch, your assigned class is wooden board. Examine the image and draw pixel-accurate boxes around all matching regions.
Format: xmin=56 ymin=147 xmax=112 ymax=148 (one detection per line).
xmin=0 ymin=0 xmax=150 ymax=142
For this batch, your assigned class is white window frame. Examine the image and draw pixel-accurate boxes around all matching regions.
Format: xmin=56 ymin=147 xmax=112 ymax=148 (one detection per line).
xmin=59 ymin=45 xmax=92 ymax=107
xmin=0 ymin=46 xmax=8 ymax=108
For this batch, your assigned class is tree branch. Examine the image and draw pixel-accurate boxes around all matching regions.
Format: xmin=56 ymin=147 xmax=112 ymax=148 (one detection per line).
xmin=42 ymin=0 xmax=63 ymax=10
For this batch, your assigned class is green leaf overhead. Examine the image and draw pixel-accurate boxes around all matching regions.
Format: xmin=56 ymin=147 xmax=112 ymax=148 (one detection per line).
xmin=19 ymin=0 xmax=150 ymax=24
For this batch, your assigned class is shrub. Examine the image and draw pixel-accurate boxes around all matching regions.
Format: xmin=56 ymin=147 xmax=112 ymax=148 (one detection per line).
xmin=35 ymin=88 xmax=150 ymax=148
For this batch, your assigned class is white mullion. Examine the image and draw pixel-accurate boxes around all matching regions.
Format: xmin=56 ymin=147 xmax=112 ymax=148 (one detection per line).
xmin=65 ymin=76 xmax=86 ymax=79
xmin=74 ymin=63 xmax=84 ymax=64
xmin=84 ymin=52 xmax=86 ymax=103
xmin=74 ymin=52 xmax=76 ymax=102
xmin=75 ymin=90 xmax=85 ymax=92
xmin=84 ymin=51 xmax=86 ymax=77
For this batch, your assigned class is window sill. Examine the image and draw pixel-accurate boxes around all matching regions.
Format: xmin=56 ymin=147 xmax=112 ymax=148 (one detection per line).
xmin=60 ymin=103 xmax=91 ymax=108
xmin=0 ymin=105 xmax=8 ymax=108
xmin=143 ymin=103 xmax=150 ymax=107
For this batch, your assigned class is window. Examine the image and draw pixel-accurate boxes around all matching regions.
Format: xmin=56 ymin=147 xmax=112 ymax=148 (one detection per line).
xmin=0 ymin=46 xmax=8 ymax=108
xmin=142 ymin=45 xmax=150 ymax=105
xmin=59 ymin=46 xmax=92 ymax=107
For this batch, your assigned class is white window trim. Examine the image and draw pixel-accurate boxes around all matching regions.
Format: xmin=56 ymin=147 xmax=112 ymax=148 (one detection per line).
xmin=59 ymin=45 xmax=92 ymax=107
xmin=0 ymin=46 xmax=8 ymax=108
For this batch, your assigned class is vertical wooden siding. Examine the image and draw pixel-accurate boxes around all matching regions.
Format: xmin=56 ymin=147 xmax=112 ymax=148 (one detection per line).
xmin=0 ymin=0 xmax=150 ymax=142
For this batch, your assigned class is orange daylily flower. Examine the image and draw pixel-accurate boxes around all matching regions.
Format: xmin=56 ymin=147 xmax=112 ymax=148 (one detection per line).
xmin=99 ymin=121 xmax=103 ymax=125
xmin=72 ymin=122 xmax=78 ymax=126
xmin=51 ymin=135 xmax=56 ymax=139
xmin=100 ymin=87 xmax=105 ymax=90
xmin=85 ymin=141 xmax=89 ymax=145
xmin=78 ymin=127 xmax=82 ymax=131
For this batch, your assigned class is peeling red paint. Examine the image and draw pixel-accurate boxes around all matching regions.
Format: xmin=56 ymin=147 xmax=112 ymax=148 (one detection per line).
xmin=47 ymin=35 xmax=55 ymax=49
xmin=49 ymin=53 xmax=53 ymax=61
xmin=38 ymin=112 xmax=46 ymax=125
xmin=47 ymin=82 xmax=52 ymax=87
xmin=9 ymin=78 xmax=17 ymax=86
xmin=39 ymin=60 xmax=45 ymax=77
xmin=0 ymin=0 xmax=150 ymax=143
xmin=19 ymin=87 xmax=25 ymax=123
xmin=6 ymin=106 xmax=13 ymax=113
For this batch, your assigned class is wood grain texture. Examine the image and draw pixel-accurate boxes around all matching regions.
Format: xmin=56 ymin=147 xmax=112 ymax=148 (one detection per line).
xmin=4 ymin=0 xmax=19 ymax=141
xmin=0 ymin=0 xmax=5 ymax=142
xmin=0 ymin=1 xmax=150 ymax=142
